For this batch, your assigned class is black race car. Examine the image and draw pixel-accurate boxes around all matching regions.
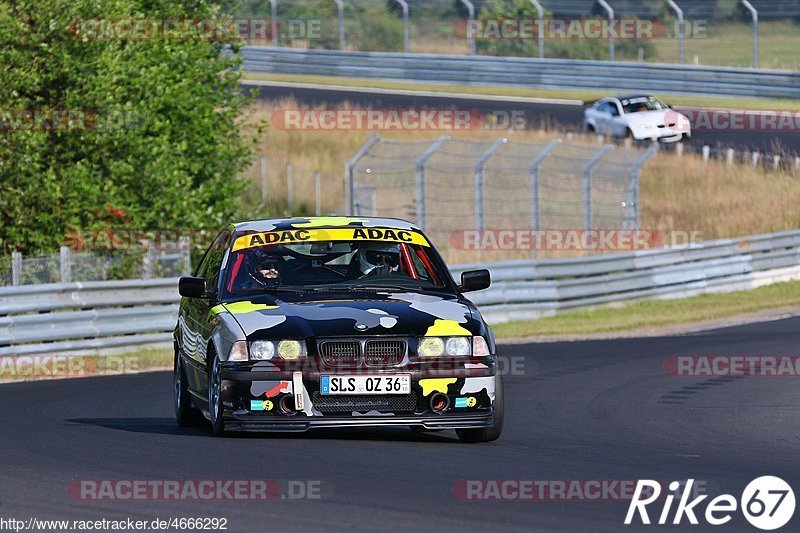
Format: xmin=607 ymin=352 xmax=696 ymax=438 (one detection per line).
xmin=173 ymin=217 xmax=503 ymax=442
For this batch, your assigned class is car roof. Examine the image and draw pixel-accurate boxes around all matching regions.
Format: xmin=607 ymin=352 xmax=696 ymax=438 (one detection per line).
xmin=230 ymin=216 xmax=423 ymax=233
xmin=616 ymin=94 xmax=655 ymax=102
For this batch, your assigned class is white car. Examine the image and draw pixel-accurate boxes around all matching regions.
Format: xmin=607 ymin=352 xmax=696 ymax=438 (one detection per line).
xmin=583 ymin=95 xmax=691 ymax=142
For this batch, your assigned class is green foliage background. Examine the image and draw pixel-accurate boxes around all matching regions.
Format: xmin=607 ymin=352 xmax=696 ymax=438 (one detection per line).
xmin=0 ymin=0 xmax=255 ymax=255
xmin=477 ymin=0 xmax=657 ymax=60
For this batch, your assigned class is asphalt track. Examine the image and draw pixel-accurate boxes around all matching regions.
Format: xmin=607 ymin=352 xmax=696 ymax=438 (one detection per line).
xmin=246 ymin=82 xmax=800 ymax=155
xmin=2 ymin=318 xmax=800 ymax=532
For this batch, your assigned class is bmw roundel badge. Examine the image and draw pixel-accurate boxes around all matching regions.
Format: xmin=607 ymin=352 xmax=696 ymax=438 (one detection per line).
xmin=355 ymin=323 xmax=368 ymax=331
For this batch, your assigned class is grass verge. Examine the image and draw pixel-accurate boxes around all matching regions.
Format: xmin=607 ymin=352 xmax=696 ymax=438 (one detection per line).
xmin=0 ymin=347 xmax=172 ymax=383
xmin=492 ymin=281 xmax=800 ymax=339
xmin=243 ymin=72 xmax=800 ymax=112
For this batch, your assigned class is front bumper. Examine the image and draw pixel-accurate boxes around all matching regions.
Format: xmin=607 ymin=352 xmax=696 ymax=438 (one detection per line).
xmin=223 ymin=411 xmax=495 ymax=433
xmin=637 ymin=128 xmax=689 ymax=142
xmin=218 ymin=359 xmax=498 ymax=432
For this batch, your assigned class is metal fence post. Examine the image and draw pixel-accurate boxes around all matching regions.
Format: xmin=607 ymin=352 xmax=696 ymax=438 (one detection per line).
xmin=286 ymin=162 xmax=294 ymax=211
xmin=583 ymin=145 xmax=613 ymax=231
xmin=529 ymin=0 xmax=545 ymax=58
xmin=179 ymin=236 xmax=191 ymax=276
xmin=142 ymin=241 xmax=153 ymax=280
xmin=393 ymin=0 xmax=410 ymax=53
xmin=260 ymin=156 xmax=268 ymax=206
xmin=315 ymin=171 xmax=322 ymax=215
xmin=415 ymin=136 xmax=450 ymax=231
xmin=459 ymin=0 xmax=476 ymax=55
xmin=474 ymin=139 xmax=506 ymax=232
xmin=529 ymin=140 xmax=561 ymax=231
xmin=269 ymin=0 xmax=278 ymax=47
xmin=741 ymin=0 xmax=759 ymax=68
xmin=334 ymin=0 xmax=346 ymax=50
xmin=59 ymin=246 xmax=72 ymax=284
xmin=666 ymin=0 xmax=684 ymax=64
xmin=345 ymin=133 xmax=381 ymax=215
xmin=626 ymin=143 xmax=659 ymax=228
xmin=597 ymin=0 xmax=614 ymax=62
xmin=11 ymin=251 xmax=22 ymax=286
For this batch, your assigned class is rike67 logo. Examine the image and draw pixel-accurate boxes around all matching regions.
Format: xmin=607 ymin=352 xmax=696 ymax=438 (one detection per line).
xmin=625 ymin=477 xmax=795 ymax=530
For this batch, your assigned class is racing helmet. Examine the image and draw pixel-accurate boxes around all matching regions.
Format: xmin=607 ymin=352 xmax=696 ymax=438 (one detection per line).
xmin=357 ymin=244 xmax=400 ymax=276
xmin=246 ymin=249 xmax=284 ymax=286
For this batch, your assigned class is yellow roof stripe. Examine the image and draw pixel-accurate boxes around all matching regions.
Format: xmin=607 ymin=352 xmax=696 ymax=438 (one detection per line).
xmin=232 ymin=227 xmax=429 ymax=252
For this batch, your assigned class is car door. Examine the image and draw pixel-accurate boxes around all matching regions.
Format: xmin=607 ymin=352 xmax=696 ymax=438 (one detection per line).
xmin=182 ymin=229 xmax=231 ymax=396
xmin=594 ymin=102 xmax=613 ymax=135
xmin=607 ymin=101 xmax=626 ymax=137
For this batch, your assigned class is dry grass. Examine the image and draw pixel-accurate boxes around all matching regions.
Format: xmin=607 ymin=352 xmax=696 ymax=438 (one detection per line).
xmin=640 ymin=152 xmax=800 ymax=240
xmin=241 ymin=98 xmax=800 ymax=261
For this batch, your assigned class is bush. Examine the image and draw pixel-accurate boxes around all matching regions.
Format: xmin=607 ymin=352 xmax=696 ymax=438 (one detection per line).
xmin=0 ymin=0 xmax=255 ymax=255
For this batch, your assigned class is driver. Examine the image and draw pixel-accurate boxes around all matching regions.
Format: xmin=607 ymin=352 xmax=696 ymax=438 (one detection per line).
xmin=356 ymin=244 xmax=400 ymax=278
xmin=242 ymin=249 xmax=285 ymax=288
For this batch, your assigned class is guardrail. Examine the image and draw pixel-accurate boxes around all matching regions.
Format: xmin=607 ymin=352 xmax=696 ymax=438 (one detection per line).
xmin=0 ymin=279 xmax=179 ymax=356
xmin=241 ymin=47 xmax=800 ymax=99
xmin=2 ymin=230 xmax=800 ymax=356
xmin=452 ymin=230 xmax=800 ymax=323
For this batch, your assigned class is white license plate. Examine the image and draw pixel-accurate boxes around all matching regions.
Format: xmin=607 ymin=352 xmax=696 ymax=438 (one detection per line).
xmin=320 ymin=375 xmax=410 ymax=395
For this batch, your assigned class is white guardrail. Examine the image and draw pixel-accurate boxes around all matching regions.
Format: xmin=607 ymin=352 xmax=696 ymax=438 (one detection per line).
xmin=240 ymin=47 xmax=800 ymax=99
xmin=2 ymin=230 xmax=800 ymax=356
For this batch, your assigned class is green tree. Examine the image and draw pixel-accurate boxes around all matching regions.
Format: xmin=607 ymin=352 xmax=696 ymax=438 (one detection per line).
xmin=0 ymin=0 xmax=255 ymax=255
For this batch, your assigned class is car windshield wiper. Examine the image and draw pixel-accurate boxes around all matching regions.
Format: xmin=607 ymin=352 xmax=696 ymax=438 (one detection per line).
xmin=233 ymin=286 xmax=322 ymax=294
xmin=342 ymin=284 xmax=421 ymax=292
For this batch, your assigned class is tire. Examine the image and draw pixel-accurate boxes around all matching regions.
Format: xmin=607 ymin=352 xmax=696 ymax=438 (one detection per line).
xmin=208 ymin=351 xmax=227 ymax=436
xmin=174 ymin=347 xmax=203 ymax=427
xmin=456 ymin=375 xmax=504 ymax=443
xmin=586 ymin=124 xmax=596 ymax=134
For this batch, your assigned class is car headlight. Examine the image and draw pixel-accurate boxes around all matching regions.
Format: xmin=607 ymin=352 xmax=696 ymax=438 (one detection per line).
xmin=445 ymin=337 xmax=471 ymax=356
xmin=472 ymin=336 xmax=491 ymax=356
xmin=278 ymin=340 xmax=303 ymax=360
xmin=250 ymin=340 xmax=306 ymax=361
xmin=229 ymin=341 xmax=248 ymax=362
xmin=418 ymin=337 xmax=445 ymax=357
xmin=250 ymin=340 xmax=275 ymax=361
xmin=418 ymin=337 xmax=473 ymax=357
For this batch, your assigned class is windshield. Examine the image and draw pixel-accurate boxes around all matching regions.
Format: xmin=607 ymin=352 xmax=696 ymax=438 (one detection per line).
xmin=221 ymin=229 xmax=449 ymax=296
xmin=621 ymin=96 xmax=669 ymax=114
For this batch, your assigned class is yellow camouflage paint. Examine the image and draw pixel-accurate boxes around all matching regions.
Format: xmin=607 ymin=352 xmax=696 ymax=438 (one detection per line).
xmin=232 ymin=227 xmax=430 ymax=252
xmin=424 ymin=319 xmax=472 ymax=337
xmin=291 ymin=217 xmax=369 ymax=228
xmin=223 ymin=301 xmax=279 ymax=315
xmin=419 ymin=378 xmax=457 ymax=396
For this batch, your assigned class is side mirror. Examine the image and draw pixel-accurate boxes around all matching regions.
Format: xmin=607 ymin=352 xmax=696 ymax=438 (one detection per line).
xmin=460 ymin=269 xmax=491 ymax=292
xmin=179 ymin=276 xmax=208 ymax=298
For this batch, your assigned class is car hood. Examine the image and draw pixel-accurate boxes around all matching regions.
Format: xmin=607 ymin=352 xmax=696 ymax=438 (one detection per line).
xmin=215 ymin=292 xmax=483 ymax=340
xmin=625 ymin=109 xmax=688 ymax=126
